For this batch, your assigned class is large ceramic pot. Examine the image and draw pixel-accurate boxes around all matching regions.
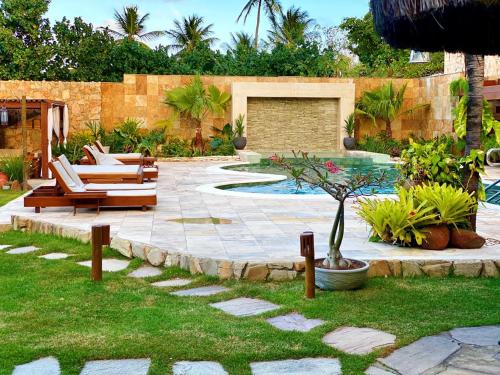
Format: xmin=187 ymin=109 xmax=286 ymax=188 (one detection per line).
xmin=315 ymin=259 xmax=370 ymax=291
xmin=233 ymin=137 xmax=247 ymax=150
xmin=343 ymin=137 xmax=356 ymax=150
xmin=421 ymin=225 xmax=450 ymax=250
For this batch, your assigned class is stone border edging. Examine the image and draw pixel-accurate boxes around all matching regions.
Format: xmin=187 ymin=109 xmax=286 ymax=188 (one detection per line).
xmin=11 ymin=215 xmax=500 ymax=279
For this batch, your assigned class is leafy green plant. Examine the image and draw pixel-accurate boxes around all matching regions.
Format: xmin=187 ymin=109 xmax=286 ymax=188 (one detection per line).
xmin=137 ymin=127 xmax=166 ymax=156
xmin=343 ymin=112 xmax=356 ymax=138
xmin=0 ymin=156 xmax=24 ymax=182
xmin=234 ymin=114 xmax=245 ymax=138
xmin=109 ymin=118 xmax=143 ymax=153
xmin=85 ymin=120 xmax=106 ymax=143
xmin=356 ymin=132 xmax=408 ymax=156
xmin=161 ymin=138 xmax=193 ymax=157
xmin=52 ymin=132 xmax=92 ymax=164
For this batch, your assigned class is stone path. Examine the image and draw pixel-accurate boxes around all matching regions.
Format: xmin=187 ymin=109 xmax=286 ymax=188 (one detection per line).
xmin=127 ymin=265 xmax=162 ymax=278
xmin=322 ymin=327 xmax=396 ymax=355
xmin=80 ymin=359 xmax=151 ymax=375
xmin=171 ymin=285 xmax=229 ymax=297
xmin=210 ymin=297 xmax=280 ymax=317
xmin=6 ymin=246 xmax=40 ymax=254
xmin=172 ymin=361 xmax=228 ymax=375
xmin=12 ymin=357 xmax=60 ymax=375
xmin=39 ymin=253 xmax=70 ymax=260
xmin=151 ymin=278 xmax=192 ymax=288
xmin=267 ymin=313 xmax=325 ymax=332
xmin=371 ymin=325 xmax=500 ymax=375
xmin=77 ymin=259 xmax=130 ymax=272
xmin=250 ymin=358 xmax=341 ymax=375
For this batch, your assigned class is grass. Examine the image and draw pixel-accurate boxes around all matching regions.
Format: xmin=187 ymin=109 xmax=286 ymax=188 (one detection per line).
xmin=0 ymin=231 xmax=499 ymax=375
xmin=0 ymin=190 xmax=24 ymax=207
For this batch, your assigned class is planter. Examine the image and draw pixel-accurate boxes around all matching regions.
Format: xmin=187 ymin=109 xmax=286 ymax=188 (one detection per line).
xmin=2 ymin=185 xmax=10 ymax=191
xmin=343 ymin=137 xmax=356 ymax=150
xmin=450 ymin=228 xmax=485 ymax=249
xmin=315 ymin=259 xmax=370 ymax=291
xmin=233 ymin=137 xmax=247 ymax=150
xmin=421 ymin=225 xmax=450 ymax=250
xmin=0 ymin=172 xmax=8 ymax=186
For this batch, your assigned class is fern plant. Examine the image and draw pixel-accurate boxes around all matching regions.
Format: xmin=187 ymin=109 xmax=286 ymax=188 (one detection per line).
xmin=343 ymin=112 xmax=356 ymax=138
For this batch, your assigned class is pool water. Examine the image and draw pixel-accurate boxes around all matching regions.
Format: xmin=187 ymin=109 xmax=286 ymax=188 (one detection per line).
xmin=222 ymin=157 xmax=399 ymax=195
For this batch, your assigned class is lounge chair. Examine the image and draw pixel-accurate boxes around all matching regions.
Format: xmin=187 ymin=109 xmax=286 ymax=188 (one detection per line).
xmin=89 ymin=141 xmax=157 ymax=166
xmin=24 ymin=161 xmax=157 ymax=214
xmin=57 ymin=155 xmax=157 ymax=191
xmin=82 ymin=146 xmax=158 ymax=181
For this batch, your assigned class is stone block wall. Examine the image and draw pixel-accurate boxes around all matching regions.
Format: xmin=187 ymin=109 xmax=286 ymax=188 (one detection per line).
xmin=445 ymin=53 xmax=500 ymax=78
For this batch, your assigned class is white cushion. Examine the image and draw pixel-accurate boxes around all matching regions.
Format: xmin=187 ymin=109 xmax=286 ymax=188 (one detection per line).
xmin=144 ymin=167 xmax=158 ymax=172
xmin=98 ymin=153 xmax=124 ymax=165
xmin=72 ymin=165 xmax=140 ymax=174
xmin=51 ymin=161 xmax=81 ymax=192
xmin=85 ymin=183 xmax=157 ymax=191
xmin=58 ymin=155 xmax=85 ymax=188
xmin=107 ymin=190 xmax=156 ymax=197
xmin=109 ymin=153 xmax=142 ymax=158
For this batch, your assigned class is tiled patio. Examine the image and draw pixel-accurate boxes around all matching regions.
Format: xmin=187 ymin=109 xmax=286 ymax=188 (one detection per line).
xmin=2 ymin=161 xmax=500 ymax=275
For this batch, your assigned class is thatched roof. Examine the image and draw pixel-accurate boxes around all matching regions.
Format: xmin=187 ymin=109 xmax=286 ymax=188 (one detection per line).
xmin=370 ymin=0 xmax=500 ymax=55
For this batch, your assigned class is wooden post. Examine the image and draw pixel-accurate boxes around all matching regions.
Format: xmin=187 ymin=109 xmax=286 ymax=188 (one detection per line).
xmin=21 ymin=96 xmax=28 ymax=185
xmin=300 ymin=231 xmax=315 ymax=299
xmin=91 ymin=224 xmax=111 ymax=281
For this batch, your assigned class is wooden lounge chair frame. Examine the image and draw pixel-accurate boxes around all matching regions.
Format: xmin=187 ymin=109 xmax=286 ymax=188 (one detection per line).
xmin=24 ymin=162 xmax=157 ymax=214
xmin=90 ymin=142 xmax=157 ymax=166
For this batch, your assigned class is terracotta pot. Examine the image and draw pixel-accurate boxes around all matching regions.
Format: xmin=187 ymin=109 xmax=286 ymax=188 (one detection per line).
xmin=450 ymin=228 xmax=486 ymax=249
xmin=0 ymin=172 xmax=8 ymax=185
xmin=421 ymin=225 xmax=450 ymax=250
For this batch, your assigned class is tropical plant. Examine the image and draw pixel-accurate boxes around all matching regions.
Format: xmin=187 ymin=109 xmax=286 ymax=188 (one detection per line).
xmin=163 ymin=76 xmax=231 ymax=153
xmin=108 ymin=118 xmax=143 ymax=153
xmin=450 ymin=77 xmax=500 ymax=144
xmin=52 ymin=132 xmax=92 ymax=164
xmin=234 ymin=114 xmax=245 ymax=138
xmin=268 ymin=6 xmax=314 ymax=48
xmin=85 ymin=120 xmax=106 ymax=143
xmin=0 ymin=156 xmax=24 ymax=182
xmin=166 ymin=15 xmax=217 ymax=52
xmin=237 ymin=0 xmax=282 ymax=48
xmin=229 ymin=32 xmax=254 ymax=51
xmin=343 ymin=113 xmax=355 ymax=138
xmin=162 ymin=137 xmax=193 ymax=157
xmin=356 ymin=82 xmax=429 ymax=139
xmin=356 ymin=132 xmax=408 ymax=156
xmin=137 ymin=127 xmax=166 ymax=156
xmin=272 ymin=151 xmax=386 ymax=269
xmin=104 ymin=6 xmax=164 ymax=42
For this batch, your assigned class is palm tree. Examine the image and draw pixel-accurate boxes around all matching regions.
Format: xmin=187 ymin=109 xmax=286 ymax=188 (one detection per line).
xmin=105 ymin=6 xmax=164 ymax=42
xmin=229 ymin=32 xmax=254 ymax=51
xmin=237 ymin=0 xmax=282 ymax=49
xmin=356 ymin=82 xmax=429 ymax=139
xmin=268 ymin=6 xmax=314 ymax=47
xmin=164 ymin=76 xmax=231 ymax=153
xmin=166 ymin=15 xmax=217 ymax=52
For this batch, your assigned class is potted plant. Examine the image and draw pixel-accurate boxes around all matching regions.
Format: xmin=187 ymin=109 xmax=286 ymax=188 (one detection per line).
xmin=343 ymin=113 xmax=356 ymax=150
xmin=232 ymin=114 xmax=247 ymax=150
xmin=271 ymin=152 xmax=386 ymax=291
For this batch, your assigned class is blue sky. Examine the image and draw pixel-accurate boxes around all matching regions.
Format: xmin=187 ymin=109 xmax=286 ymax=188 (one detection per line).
xmin=47 ymin=0 xmax=369 ymax=48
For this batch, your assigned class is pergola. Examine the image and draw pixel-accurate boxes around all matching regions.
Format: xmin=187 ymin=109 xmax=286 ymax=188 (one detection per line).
xmin=0 ymin=99 xmax=67 ymax=178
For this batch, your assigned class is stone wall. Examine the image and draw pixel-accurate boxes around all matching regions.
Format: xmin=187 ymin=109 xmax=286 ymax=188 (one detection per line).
xmin=445 ymin=53 xmax=500 ymax=78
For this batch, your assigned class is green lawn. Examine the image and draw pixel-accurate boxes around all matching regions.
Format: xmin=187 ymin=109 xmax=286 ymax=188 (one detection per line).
xmin=0 ymin=231 xmax=499 ymax=375
xmin=0 ymin=190 xmax=24 ymax=207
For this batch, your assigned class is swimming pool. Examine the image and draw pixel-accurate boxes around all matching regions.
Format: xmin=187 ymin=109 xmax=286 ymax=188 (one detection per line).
xmin=221 ymin=157 xmax=399 ymax=195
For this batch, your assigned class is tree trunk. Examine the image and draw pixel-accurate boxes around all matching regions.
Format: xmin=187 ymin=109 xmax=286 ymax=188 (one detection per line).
xmin=385 ymin=119 xmax=392 ymax=139
xmin=194 ymin=120 xmax=204 ymax=155
xmin=464 ymin=54 xmax=484 ymax=231
xmin=254 ymin=0 xmax=262 ymax=49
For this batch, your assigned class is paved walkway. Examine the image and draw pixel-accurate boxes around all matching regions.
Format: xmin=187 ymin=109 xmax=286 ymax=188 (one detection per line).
xmin=2 ymin=161 xmax=500 ymax=276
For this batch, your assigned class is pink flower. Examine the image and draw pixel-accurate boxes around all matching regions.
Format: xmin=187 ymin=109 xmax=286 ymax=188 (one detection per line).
xmin=269 ymin=155 xmax=279 ymax=162
xmin=324 ymin=160 xmax=342 ymax=174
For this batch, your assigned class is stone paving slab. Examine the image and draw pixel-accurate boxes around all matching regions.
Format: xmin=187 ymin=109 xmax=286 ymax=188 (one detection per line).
xmin=210 ymin=297 xmax=280 ymax=317
xmin=80 ymin=359 xmax=151 ymax=375
xmin=77 ymin=259 xmax=130 ymax=272
xmin=127 ymin=265 xmax=162 ymax=278
xmin=0 ymin=244 xmax=11 ymax=250
xmin=266 ymin=313 xmax=325 ymax=332
xmin=151 ymin=278 xmax=192 ymax=288
xmin=39 ymin=253 xmax=70 ymax=260
xmin=172 ymin=361 xmax=228 ymax=374
xmin=7 ymin=246 xmax=40 ymax=255
xmin=379 ymin=335 xmax=460 ymax=375
xmin=449 ymin=325 xmax=500 ymax=346
xmin=323 ymin=327 xmax=396 ymax=355
xmin=444 ymin=345 xmax=500 ymax=374
xmin=364 ymin=366 xmax=394 ymax=375
xmin=13 ymin=357 xmax=60 ymax=375
xmin=171 ymin=286 xmax=229 ymax=297
xmin=250 ymin=358 xmax=341 ymax=375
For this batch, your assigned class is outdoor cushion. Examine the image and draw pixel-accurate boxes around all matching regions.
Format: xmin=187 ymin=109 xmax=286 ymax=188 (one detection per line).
xmin=51 ymin=161 xmax=85 ymax=193
xmin=72 ymin=165 xmax=140 ymax=174
xmin=107 ymin=190 xmax=156 ymax=197
xmin=109 ymin=153 xmax=142 ymax=158
xmin=85 ymin=183 xmax=157 ymax=191
xmin=144 ymin=167 xmax=158 ymax=172
xmin=58 ymin=155 xmax=85 ymax=187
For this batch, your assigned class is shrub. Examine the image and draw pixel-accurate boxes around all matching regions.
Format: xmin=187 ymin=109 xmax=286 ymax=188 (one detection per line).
xmin=356 ymin=132 xmax=408 ymax=156
xmin=162 ymin=138 xmax=193 ymax=157
xmin=137 ymin=127 xmax=166 ymax=156
xmin=0 ymin=156 xmax=24 ymax=182
xmin=109 ymin=118 xmax=143 ymax=153
xmin=52 ymin=132 xmax=92 ymax=164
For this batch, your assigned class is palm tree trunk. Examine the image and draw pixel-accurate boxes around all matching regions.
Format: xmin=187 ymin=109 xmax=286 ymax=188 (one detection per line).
xmin=464 ymin=54 xmax=484 ymax=231
xmin=254 ymin=0 xmax=262 ymax=49
xmin=385 ymin=119 xmax=392 ymax=139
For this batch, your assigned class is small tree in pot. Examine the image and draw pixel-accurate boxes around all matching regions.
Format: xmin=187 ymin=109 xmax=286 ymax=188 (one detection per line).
xmin=343 ymin=113 xmax=356 ymax=150
xmin=271 ymin=152 xmax=386 ymax=290
xmin=232 ymin=114 xmax=247 ymax=150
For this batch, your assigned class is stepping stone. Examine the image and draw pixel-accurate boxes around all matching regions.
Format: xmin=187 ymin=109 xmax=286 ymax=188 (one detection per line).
xmin=267 ymin=313 xmax=325 ymax=332
xmin=80 ymin=358 xmax=151 ymax=375
xmin=379 ymin=335 xmax=460 ymax=375
xmin=39 ymin=253 xmax=70 ymax=260
xmin=13 ymin=356 xmax=60 ymax=375
xmin=250 ymin=358 xmax=341 ymax=375
xmin=7 ymin=246 xmax=40 ymax=255
xmin=365 ymin=366 xmax=394 ymax=375
xmin=128 ymin=265 xmax=162 ymax=278
xmin=0 ymin=244 xmax=11 ymax=250
xmin=323 ymin=327 xmax=396 ymax=355
xmin=151 ymin=278 xmax=192 ymax=288
xmin=171 ymin=286 xmax=229 ymax=297
xmin=173 ymin=361 xmax=228 ymax=375
xmin=445 ymin=345 xmax=500 ymax=374
xmin=78 ymin=259 xmax=130 ymax=272
xmin=210 ymin=297 xmax=280 ymax=317
xmin=450 ymin=325 xmax=500 ymax=346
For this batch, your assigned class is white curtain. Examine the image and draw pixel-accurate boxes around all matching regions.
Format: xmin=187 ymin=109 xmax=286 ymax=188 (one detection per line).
xmin=63 ymin=105 xmax=69 ymax=145
xmin=47 ymin=108 xmax=54 ymax=179
xmin=52 ymin=107 xmax=60 ymax=144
